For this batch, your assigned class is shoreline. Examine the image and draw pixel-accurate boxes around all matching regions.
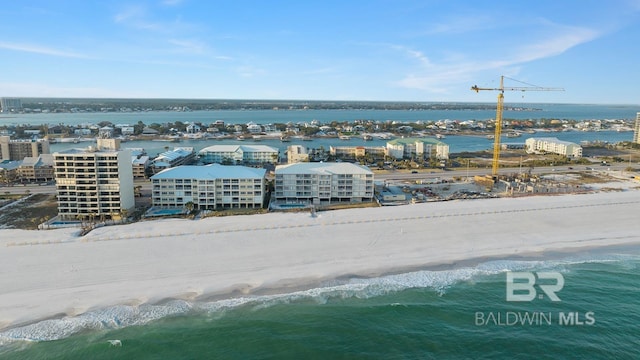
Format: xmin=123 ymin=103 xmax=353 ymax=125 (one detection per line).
xmin=1 ymin=189 xmax=640 ymax=335
xmin=3 ymin=241 xmax=638 ymax=337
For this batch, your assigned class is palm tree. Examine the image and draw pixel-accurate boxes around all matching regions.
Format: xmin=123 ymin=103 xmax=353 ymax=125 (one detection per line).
xmin=184 ymin=201 xmax=195 ymax=214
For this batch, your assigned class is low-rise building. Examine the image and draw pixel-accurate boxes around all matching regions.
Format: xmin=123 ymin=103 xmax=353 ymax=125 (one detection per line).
xmin=0 ymin=160 xmax=20 ymax=184
xmin=199 ymin=144 xmax=279 ymax=165
xmin=386 ymin=138 xmax=449 ymax=160
xmin=132 ymin=155 xmax=150 ymax=179
xmin=18 ymin=154 xmax=54 ymax=182
xmin=151 ymin=164 xmax=266 ymax=210
xmin=274 ymin=162 xmax=374 ymax=205
xmin=150 ymin=147 xmax=196 ymax=173
xmin=329 ymin=145 xmax=386 ymax=160
xmin=286 ymin=145 xmax=310 ymax=163
xmin=525 ymin=137 xmax=583 ymax=157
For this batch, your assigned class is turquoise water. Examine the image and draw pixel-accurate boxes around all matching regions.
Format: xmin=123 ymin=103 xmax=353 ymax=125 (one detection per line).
xmin=49 ymin=221 xmax=81 ymax=226
xmin=145 ymin=208 xmax=186 ymax=216
xmin=2 ymin=250 xmax=638 ymax=359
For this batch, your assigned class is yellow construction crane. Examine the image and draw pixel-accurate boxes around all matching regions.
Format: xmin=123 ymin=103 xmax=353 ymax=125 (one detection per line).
xmin=471 ymin=76 xmax=563 ymax=176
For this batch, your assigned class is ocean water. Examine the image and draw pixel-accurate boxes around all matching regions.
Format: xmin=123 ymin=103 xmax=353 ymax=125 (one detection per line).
xmin=1 ymin=250 xmax=638 ymax=359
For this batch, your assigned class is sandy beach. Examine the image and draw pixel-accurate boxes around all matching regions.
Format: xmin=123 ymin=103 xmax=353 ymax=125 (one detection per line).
xmin=1 ymin=188 xmax=639 ymax=332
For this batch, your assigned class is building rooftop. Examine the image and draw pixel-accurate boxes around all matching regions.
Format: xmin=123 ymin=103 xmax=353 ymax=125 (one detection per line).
xmin=20 ymin=154 xmax=54 ymax=167
xmin=526 ymin=137 xmax=581 ymax=146
xmin=387 ymin=137 xmax=446 ymax=146
xmin=276 ymin=162 xmax=373 ymax=175
xmin=155 ymin=148 xmax=194 ymax=162
xmin=199 ymin=144 xmax=279 ymax=153
xmin=0 ymin=160 xmax=20 ymax=170
xmin=151 ymin=164 xmax=266 ymax=180
xmin=53 ymin=147 xmax=122 ymax=155
xmin=131 ymin=155 xmax=150 ymax=166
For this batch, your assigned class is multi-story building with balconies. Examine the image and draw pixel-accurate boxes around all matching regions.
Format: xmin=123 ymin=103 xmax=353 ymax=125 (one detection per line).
xmin=273 ymin=162 xmax=374 ymax=206
xmin=525 ymin=137 xmax=583 ymax=157
xmin=386 ymin=138 xmax=449 ymax=160
xmin=199 ymin=144 xmax=279 ymax=165
xmin=0 ymin=136 xmax=50 ymax=161
xmin=53 ymin=139 xmax=134 ymax=220
xmin=151 ymin=164 xmax=266 ymax=210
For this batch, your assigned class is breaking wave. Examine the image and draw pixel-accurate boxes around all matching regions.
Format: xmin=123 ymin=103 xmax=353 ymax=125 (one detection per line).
xmin=1 ymin=253 xmax=636 ymax=345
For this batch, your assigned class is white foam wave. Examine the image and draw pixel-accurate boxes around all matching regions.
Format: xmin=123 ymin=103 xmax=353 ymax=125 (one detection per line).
xmin=1 ymin=254 xmax=636 ymax=344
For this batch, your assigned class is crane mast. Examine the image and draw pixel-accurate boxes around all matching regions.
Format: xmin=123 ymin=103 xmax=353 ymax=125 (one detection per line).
xmin=471 ymin=76 xmax=563 ymax=177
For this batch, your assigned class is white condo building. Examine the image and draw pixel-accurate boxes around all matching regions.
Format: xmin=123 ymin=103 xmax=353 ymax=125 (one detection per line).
xmin=525 ymin=137 xmax=583 ymax=157
xmin=199 ymin=144 xmax=279 ymax=165
xmin=151 ymin=164 xmax=266 ymax=209
xmin=274 ymin=162 xmax=374 ymax=205
xmin=53 ymin=139 xmax=134 ymax=220
xmin=386 ymin=138 xmax=449 ymax=160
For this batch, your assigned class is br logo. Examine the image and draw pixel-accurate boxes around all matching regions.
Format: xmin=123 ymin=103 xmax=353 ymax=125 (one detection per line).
xmin=506 ymin=272 xmax=564 ymax=302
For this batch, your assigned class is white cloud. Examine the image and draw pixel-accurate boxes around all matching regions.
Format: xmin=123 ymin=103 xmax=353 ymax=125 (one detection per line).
xmin=423 ymin=13 xmax=497 ymax=35
xmin=394 ymin=23 xmax=601 ymax=94
xmin=0 ymin=41 xmax=88 ymax=58
xmin=511 ymin=26 xmax=600 ymax=63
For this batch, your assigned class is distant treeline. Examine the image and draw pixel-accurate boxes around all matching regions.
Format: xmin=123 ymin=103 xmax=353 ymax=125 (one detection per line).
xmin=19 ymin=98 xmax=539 ymax=112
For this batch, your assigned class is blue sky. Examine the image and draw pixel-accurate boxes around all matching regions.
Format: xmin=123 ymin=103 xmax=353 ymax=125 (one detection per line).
xmin=1 ymin=0 xmax=640 ymax=104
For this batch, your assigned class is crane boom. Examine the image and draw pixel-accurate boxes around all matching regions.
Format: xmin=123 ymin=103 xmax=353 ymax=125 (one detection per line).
xmin=471 ymin=76 xmax=564 ymax=176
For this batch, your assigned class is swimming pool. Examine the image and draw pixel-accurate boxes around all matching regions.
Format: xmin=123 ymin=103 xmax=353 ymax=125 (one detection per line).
xmin=145 ymin=208 xmax=187 ymax=217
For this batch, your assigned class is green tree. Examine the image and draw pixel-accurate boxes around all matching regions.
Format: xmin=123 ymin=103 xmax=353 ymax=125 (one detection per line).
xmin=185 ymin=201 xmax=195 ymax=214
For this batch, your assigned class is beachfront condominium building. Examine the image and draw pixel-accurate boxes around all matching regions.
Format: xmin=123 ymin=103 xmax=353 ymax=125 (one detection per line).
xmin=634 ymin=112 xmax=640 ymax=144
xmin=386 ymin=138 xmax=449 ymax=160
xmin=0 ymin=136 xmax=50 ymax=161
xmin=151 ymin=164 xmax=266 ymax=209
xmin=53 ymin=139 xmax=134 ymax=220
xmin=525 ymin=137 xmax=583 ymax=157
xmin=199 ymin=144 xmax=279 ymax=165
xmin=274 ymin=162 xmax=374 ymax=205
